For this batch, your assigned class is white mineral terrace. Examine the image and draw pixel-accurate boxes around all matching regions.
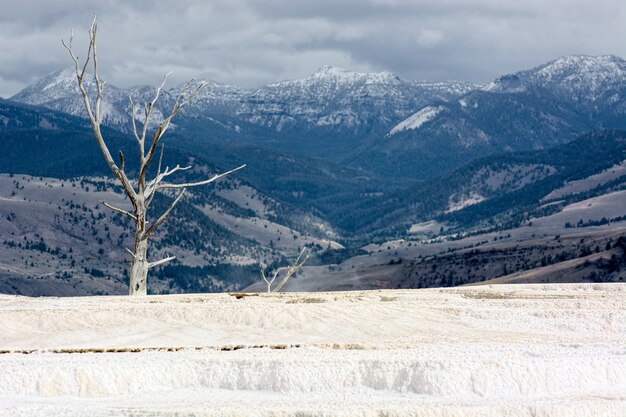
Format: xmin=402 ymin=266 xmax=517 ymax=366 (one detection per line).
xmin=0 ymin=283 xmax=624 ymax=416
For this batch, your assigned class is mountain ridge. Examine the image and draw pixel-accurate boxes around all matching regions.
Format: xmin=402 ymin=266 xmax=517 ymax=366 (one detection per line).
xmin=12 ymin=55 xmax=626 ymax=181
xmin=10 ymin=65 xmax=477 ymax=134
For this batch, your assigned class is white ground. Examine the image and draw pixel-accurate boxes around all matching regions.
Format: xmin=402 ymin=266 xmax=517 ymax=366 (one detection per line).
xmin=0 ymin=284 xmax=624 ymax=416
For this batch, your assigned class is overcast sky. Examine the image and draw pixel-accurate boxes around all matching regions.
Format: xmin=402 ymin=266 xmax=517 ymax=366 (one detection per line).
xmin=1 ymin=0 xmax=625 ymax=97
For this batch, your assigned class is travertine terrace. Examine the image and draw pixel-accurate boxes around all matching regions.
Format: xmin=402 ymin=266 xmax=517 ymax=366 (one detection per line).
xmin=0 ymin=284 xmax=624 ymax=416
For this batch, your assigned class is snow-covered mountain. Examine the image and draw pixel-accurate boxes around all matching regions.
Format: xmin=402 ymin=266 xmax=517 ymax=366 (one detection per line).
xmin=170 ymin=80 xmax=245 ymax=116
xmin=11 ymin=68 xmax=173 ymax=131
xmin=236 ymin=66 xmax=476 ymax=133
xmin=10 ymin=55 xmax=626 ymax=180
xmin=11 ymin=66 xmax=477 ymax=136
xmin=12 ymin=68 xmax=125 ymax=126
xmin=389 ymin=55 xmax=626 ymax=137
xmin=366 ymin=55 xmax=626 ymax=179
xmin=483 ymin=55 xmax=626 ymax=99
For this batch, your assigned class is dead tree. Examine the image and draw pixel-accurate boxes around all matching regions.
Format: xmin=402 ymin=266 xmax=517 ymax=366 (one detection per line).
xmin=62 ymin=19 xmax=244 ymax=295
xmin=261 ymin=248 xmax=309 ymax=293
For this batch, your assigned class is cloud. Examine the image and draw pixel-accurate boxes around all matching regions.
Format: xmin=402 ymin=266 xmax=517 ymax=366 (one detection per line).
xmin=416 ymin=29 xmax=444 ymax=48
xmin=0 ymin=0 xmax=625 ymax=97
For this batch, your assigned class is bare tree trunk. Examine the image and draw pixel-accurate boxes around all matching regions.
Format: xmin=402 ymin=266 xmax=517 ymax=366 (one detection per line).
xmin=129 ymin=235 xmax=149 ymax=296
xmin=129 ymin=205 xmax=148 ymax=295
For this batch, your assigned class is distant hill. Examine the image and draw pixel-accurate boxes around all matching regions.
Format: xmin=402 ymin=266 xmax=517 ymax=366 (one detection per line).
xmin=335 ymin=130 xmax=626 ymax=237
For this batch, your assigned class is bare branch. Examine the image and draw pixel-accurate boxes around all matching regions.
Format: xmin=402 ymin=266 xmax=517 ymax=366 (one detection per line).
xmin=259 ymin=248 xmax=310 ymax=293
xmin=100 ymin=200 xmax=137 ymax=222
xmin=147 ymin=163 xmax=191 ymax=190
xmin=61 ymin=17 xmax=138 ymax=206
xmin=118 ymin=150 xmax=125 ymax=171
xmin=78 ymin=19 xmax=95 ymax=85
xmin=143 ymin=189 xmax=186 ymax=239
xmin=138 ymin=71 xmax=172 ymax=150
xmin=144 ymin=164 xmax=191 ymax=204
xmin=90 ymin=18 xmax=103 ymax=122
xmin=261 ymin=269 xmax=278 ymax=293
xmin=157 ymin=164 xmax=246 ymax=190
xmin=274 ymin=248 xmax=310 ymax=292
xmin=125 ymin=248 xmax=137 ymax=259
xmin=156 ymin=144 xmax=165 ymax=176
xmin=145 ymin=144 xmax=166 ymax=208
xmin=61 ymin=30 xmax=79 ymax=70
xmin=162 ymin=164 xmax=192 ymax=177
xmin=129 ymin=94 xmax=141 ymax=145
xmin=61 ymin=29 xmax=94 ymax=122
xmin=116 ymin=171 xmax=139 ymax=208
xmin=136 ymin=73 xmax=176 ymax=183
xmin=141 ymin=81 xmax=206 ymax=179
xmin=148 ymin=256 xmax=176 ymax=269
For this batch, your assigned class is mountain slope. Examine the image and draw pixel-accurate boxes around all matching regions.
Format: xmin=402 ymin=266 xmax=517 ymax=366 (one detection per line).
xmin=235 ymin=67 xmax=476 ymax=156
xmin=347 ymin=55 xmax=626 ymax=179
xmin=336 ymin=130 xmax=626 ymax=237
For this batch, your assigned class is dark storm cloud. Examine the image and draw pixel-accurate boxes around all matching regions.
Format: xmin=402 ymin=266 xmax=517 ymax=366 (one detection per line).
xmin=1 ymin=0 xmax=625 ymax=97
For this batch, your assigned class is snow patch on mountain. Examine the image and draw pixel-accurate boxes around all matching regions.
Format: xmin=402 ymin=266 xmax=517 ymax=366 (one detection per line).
xmin=389 ymin=106 xmax=445 ymax=135
xmin=445 ymin=192 xmax=486 ymax=213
